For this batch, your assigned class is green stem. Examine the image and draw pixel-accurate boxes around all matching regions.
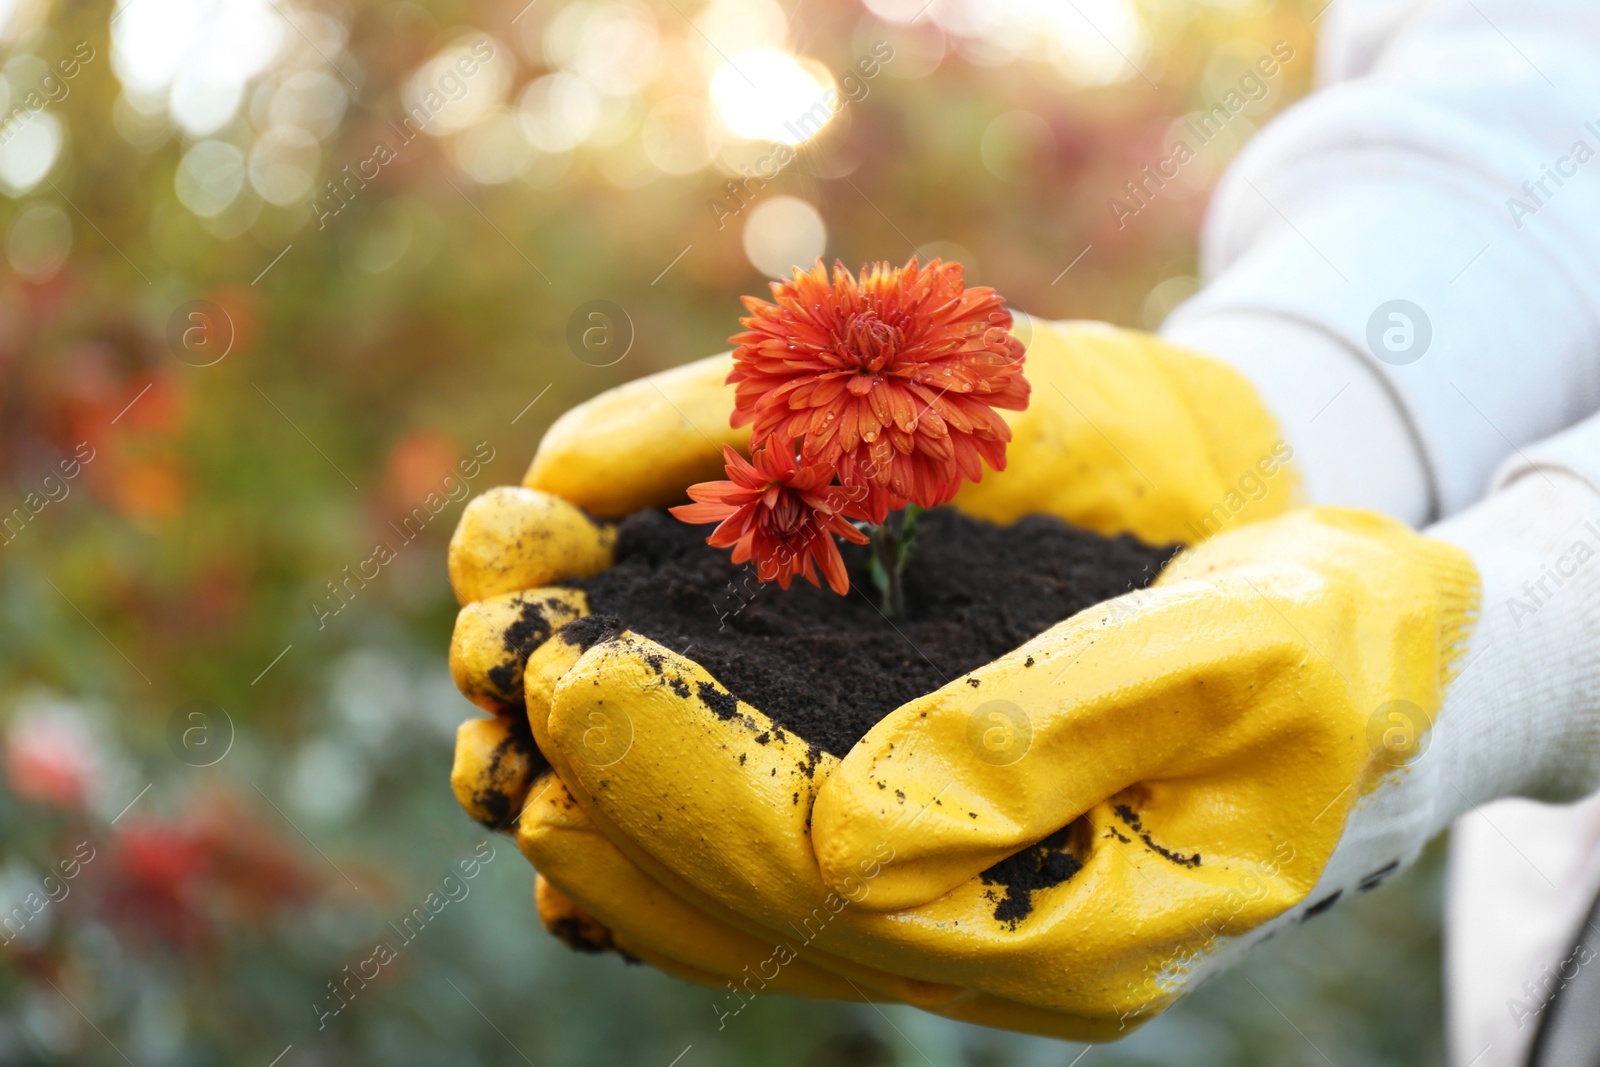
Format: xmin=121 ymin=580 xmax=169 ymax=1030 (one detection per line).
xmin=868 ymin=505 xmax=923 ymax=618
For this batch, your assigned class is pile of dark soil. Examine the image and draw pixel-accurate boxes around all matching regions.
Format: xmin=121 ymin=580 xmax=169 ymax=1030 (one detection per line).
xmin=571 ymin=508 xmax=1174 ymax=758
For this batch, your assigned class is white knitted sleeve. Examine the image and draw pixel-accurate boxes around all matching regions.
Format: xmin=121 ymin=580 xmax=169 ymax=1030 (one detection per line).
xmin=1429 ymin=417 xmax=1600 ymax=810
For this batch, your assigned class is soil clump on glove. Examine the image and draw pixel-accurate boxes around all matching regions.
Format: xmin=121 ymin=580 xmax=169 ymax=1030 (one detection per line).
xmin=566 ymin=508 xmax=1174 ymax=760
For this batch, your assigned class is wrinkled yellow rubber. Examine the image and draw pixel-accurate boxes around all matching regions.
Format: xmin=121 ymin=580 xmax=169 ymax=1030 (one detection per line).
xmin=450 ymin=588 xmax=588 ymax=711
xmin=952 ymin=321 xmax=1297 ymax=545
xmin=621 ymin=944 xmax=730 ymax=990
xmin=540 ymin=632 xmax=1156 ymax=1021
xmin=932 ymin=992 xmax=1137 ymax=1041
xmin=462 ymin=660 xmax=911 ymax=1004
xmin=527 ymin=810 xmax=1119 ymax=1038
xmin=451 ymin=716 xmax=543 ymax=830
xmin=524 ymin=354 xmax=751 ymax=519
xmin=535 ymin=510 xmax=1477 ymax=1020
xmin=447 ymin=487 xmax=615 ymax=605
xmin=524 ymin=630 xmax=588 ymax=759
xmin=816 ymin=510 xmax=1478 ymax=908
xmin=518 ymin=772 xmax=868 ymax=1001
xmin=520 ymin=739 xmax=1126 ymax=1038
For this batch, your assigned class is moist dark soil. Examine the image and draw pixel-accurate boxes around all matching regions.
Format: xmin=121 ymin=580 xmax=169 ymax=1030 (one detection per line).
xmin=561 ymin=507 xmax=1177 ymax=924
xmin=569 ymin=507 xmax=1174 ymax=757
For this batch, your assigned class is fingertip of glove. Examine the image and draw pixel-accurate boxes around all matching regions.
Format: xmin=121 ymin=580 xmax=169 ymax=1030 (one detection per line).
xmin=534 ymin=875 xmax=618 ymax=955
xmin=451 ymin=715 xmax=547 ymax=831
xmin=449 ymin=588 xmax=589 ymax=712
xmin=447 ymin=486 xmax=615 ymax=604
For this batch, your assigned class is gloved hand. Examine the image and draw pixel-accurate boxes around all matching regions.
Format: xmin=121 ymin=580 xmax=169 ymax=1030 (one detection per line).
xmin=535 ymin=507 xmax=1480 ymax=1027
xmin=445 ymin=319 xmax=1302 ymax=1036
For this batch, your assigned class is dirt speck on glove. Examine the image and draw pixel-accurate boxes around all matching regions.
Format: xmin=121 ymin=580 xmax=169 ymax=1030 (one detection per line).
xmin=568 ymin=507 xmax=1175 ymax=760
xmin=980 ymin=823 xmax=1085 ymax=927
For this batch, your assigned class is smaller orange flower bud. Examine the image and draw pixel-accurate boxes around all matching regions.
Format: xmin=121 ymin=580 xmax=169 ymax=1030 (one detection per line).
xmin=670 ymin=444 xmax=870 ymax=595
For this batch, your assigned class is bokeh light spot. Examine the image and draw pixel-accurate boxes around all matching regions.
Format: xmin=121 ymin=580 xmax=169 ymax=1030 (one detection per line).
xmin=175 ymin=139 xmax=246 ymax=217
xmin=0 ymin=109 xmax=61 ymax=194
xmin=7 ymin=201 xmax=72 ymax=281
xmin=742 ymin=195 xmax=825 ymax=278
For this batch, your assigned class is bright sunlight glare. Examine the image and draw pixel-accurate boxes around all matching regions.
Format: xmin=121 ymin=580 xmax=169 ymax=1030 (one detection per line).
xmin=710 ymin=48 xmax=834 ymax=146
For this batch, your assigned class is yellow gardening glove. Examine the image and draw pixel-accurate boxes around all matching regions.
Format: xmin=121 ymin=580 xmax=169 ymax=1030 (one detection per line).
xmin=536 ymin=507 xmax=1478 ymax=1028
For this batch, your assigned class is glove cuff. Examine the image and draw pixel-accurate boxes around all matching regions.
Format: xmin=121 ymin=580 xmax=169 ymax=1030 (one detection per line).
xmin=1416 ymin=529 xmax=1487 ymax=698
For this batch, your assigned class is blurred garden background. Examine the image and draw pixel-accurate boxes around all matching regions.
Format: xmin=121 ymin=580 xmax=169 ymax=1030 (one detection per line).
xmin=0 ymin=0 xmax=1451 ymax=1063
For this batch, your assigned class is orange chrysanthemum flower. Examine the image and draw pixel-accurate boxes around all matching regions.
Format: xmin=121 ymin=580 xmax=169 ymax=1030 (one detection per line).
xmin=669 ymin=444 xmax=870 ymax=595
xmin=728 ymin=258 xmax=1029 ymax=520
